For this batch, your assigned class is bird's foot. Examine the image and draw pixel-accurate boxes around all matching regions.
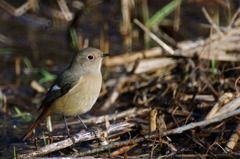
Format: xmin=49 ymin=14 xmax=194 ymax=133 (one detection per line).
xmin=86 ymin=127 xmax=102 ymax=146
xmin=85 ymin=127 xmax=98 ymax=138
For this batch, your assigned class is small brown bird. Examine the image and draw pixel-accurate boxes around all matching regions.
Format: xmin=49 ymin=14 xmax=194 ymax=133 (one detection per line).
xmin=23 ymin=47 xmax=109 ymax=140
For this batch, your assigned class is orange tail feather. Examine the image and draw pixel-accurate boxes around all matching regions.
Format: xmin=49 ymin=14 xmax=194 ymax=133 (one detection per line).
xmin=23 ymin=109 xmax=49 ymax=141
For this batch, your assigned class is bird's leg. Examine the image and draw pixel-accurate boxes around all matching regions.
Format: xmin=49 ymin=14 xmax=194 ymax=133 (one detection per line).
xmin=77 ymin=115 xmax=99 ymax=140
xmin=77 ymin=115 xmax=88 ymax=130
xmin=62 ymin=114 xmax=75 ymax=145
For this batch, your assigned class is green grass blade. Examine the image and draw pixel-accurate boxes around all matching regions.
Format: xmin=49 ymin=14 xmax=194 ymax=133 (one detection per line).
xmin=38 ymin=70 xmax=56 ymax=84
xmin=14 ymin=106 xmax=25 ymax=119
xmin=146 ymin=0 xmax=183 ymax=28
xmin=70 ymin=27 xmax=79 ymax=50
xmin=23 ymin=57 xmax=32 ymax=69
xmin=211 ymin=59 xmax=217 ymax=73
xmin=13 ymin=146 xmax=16 ymax=159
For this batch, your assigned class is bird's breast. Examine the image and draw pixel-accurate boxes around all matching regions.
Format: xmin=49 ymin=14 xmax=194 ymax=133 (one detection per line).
xmin=51 ymin=74 xmax=102 ymax=116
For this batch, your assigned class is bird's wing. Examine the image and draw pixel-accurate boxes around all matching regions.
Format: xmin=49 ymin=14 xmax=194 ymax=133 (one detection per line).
xmin=38 ymin=71 xmax=80 ymax=110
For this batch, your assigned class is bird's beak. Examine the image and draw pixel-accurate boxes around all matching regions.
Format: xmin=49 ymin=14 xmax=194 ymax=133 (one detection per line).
xmin=102 ymin=53 xmax=110 ymax=58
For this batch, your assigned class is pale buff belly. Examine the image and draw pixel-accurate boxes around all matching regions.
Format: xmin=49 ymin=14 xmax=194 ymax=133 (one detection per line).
xmin=50 ymin=75 xmax=102 ymax=116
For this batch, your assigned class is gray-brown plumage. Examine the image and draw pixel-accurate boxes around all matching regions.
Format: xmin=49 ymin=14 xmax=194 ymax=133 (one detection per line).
xmin=23 ymin=47 xmax=108 ymax=140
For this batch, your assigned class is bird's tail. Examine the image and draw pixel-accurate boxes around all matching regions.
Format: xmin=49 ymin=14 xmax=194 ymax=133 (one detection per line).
xmin=23 ymin=109 xmax=49 ymax=141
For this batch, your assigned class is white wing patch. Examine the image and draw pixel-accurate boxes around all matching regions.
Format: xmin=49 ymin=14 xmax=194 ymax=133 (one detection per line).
xmin=51 ymin=84 xmax=61 ymax=91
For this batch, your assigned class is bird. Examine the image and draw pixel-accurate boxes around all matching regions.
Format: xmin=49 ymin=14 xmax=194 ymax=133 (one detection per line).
xmin=23 ymin=47 xmax=109 ymax=141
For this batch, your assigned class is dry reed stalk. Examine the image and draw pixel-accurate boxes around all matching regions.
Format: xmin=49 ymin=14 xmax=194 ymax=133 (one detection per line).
xmin=110 ymin=144 xmax=138 ymax=157
xmin=105 ymin=22 xmax=240 ymax=67
xmin=205 ymin=93 xmax=235 ymax=120
xmin=70 ymin=108 xmax=240 ymax=157
xmin=15 ymin=57 xmax=21 ymax=77
xmin=18 ymin=122 xmax=135 ymax=158
xmin=121 ymin=0 xmax=132 ymax=53
xmin=134 ymin=19 xmax=175 ymax=55
xmin=100 ymin=23 xmax=109 ymax=53
xmin=56 ymin=0 xmax=73 ymax=21
xmin=105 ymin=47 xmax=163 ymax=66
xmin=100 ymin=74 xmax=128 ymax=112
xmin=0 ymin=90 xmax=7 ymax=114
xmin=225 ymin=123 xmax=240 ymax=152
xmin=149 ymin=109 xmax=157 ymax=132
xmin=54 ymin=108 xmax=151 ymax=127
xmin=0 ymin=0 xmax=40 ymax=16
xmin=30 ymin=80 xmax=46 ymax=93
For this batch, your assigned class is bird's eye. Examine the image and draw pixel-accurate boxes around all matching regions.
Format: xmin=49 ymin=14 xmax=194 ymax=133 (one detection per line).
xmin=88 ymin=55 xmax=94 ymax=60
